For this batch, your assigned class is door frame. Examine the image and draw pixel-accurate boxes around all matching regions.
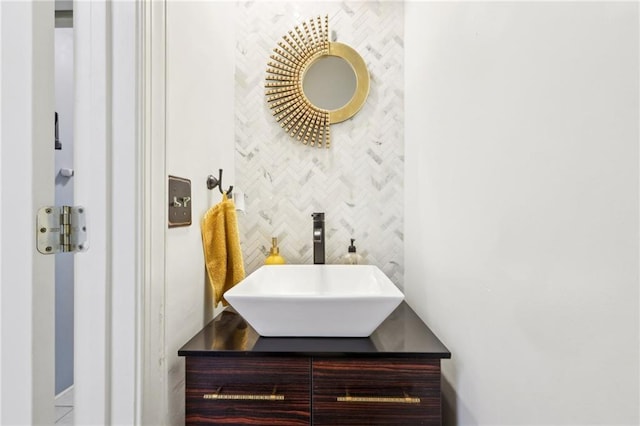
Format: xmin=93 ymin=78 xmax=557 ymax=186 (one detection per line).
xmin=140 ymin=0 xmax=168 ymax=423
xmin=74 ymin=0 xmax=144 ymax=424
xmin=74 ymin=0 xmax=147 ymax=424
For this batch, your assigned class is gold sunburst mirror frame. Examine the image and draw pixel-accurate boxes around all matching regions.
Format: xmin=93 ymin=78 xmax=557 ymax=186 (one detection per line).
xmin=265 ymin=15 xmax=370 ymax=148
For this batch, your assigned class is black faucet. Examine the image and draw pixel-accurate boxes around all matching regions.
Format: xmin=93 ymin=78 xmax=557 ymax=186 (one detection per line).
xmin=312 ymin=212 xmax=325 ymax=264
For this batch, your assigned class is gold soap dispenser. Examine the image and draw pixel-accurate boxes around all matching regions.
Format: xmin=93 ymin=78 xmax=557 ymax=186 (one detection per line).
xmin=265 ymin=237 xmax=286 ymax=265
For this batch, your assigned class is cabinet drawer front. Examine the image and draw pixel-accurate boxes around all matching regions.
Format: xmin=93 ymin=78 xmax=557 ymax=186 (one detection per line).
xmin=186 ymin=357 xmax=310 ymax=425
xmin=313 ymin=358 xmax=441 ymax=426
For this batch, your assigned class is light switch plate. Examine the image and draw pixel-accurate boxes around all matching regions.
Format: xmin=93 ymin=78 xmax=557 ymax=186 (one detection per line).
xmin=168 ymin=175 xmax=192 ymax=228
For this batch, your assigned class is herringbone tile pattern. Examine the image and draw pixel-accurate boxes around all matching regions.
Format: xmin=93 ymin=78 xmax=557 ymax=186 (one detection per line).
xmin=235 ymin=1 xmax=404 ymax=287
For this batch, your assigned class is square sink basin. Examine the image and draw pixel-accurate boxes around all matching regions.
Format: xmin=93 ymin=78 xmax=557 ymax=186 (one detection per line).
xmin=224 ymin=264 xmax=404 ymax=337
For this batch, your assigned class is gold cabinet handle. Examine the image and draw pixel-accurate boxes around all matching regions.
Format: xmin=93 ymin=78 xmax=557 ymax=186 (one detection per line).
xmin=203 ymin=386 xmax=284 ymax=401
xmin=337 ymin=392 xmax=420 ymax=404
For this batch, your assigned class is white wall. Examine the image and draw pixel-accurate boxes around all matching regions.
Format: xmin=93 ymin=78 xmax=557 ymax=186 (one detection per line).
xmin=164 ymin=2 xmax=236 ymax=425
xmin=405 ymin=2 xmax=639 ymax=425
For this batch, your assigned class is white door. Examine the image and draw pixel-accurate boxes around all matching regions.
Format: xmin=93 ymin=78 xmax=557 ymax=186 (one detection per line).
xmin=1 ymin=1 xmax=56 ymax=423
xmin=1 ymin=1 xmax=140 ymax=424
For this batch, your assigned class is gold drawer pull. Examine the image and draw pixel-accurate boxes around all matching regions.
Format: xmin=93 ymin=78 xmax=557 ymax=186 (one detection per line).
xmin=203 ymin=386 xmax=284 ymax=401
xmin=337 ymin=392 xmax=420 ymax=404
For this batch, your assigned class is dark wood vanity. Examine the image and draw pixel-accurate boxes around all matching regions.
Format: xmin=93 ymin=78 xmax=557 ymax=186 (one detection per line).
xmin=178 ymin=302 xmax=450 ymax=425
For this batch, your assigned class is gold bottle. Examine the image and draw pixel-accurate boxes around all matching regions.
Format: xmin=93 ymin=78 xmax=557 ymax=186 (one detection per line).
xmin=265 ymin=237 xmax=286 ymax=265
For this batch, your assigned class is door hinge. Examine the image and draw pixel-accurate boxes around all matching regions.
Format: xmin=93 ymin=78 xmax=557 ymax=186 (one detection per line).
xmin=37 ymin=206 xmax=88 ymax=254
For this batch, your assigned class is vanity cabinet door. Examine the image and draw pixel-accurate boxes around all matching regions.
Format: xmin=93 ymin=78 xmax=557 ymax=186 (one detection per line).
xmin=185 ymin=357 xmax=310 ymax=425
xmin=312 ymin=358 xmax=442 ymax=426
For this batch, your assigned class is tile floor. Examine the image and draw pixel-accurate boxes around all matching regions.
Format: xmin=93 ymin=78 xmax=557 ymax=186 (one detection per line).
xmin=55 ymin=387 xmax=73 ymax=424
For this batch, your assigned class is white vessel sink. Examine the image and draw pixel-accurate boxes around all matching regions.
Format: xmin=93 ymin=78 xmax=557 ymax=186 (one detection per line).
xmin=224 ymin=264 xmax=404 ymax=337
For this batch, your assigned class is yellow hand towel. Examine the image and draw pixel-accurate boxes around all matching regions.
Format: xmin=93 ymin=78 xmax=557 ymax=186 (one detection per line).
xmin=201 ymin=194 xmax=245 ymax=307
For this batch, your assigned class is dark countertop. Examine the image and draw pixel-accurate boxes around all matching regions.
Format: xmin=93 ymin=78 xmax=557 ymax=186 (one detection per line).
xmin=178 ymin=302 xmax=451 ymax=359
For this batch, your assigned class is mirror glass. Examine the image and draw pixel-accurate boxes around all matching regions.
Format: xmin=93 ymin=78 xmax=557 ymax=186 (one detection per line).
xmin=303 ymin=56 xmax=356 ymax=111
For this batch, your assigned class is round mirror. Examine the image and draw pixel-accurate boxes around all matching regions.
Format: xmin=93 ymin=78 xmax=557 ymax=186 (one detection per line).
xmin=265 ymin=16 xmax=370 ymax=148
xmin=303 ymin=56 xmax=356 ymax=111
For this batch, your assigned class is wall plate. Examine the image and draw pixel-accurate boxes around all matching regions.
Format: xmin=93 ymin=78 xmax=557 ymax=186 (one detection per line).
xmin=168 ymin=175 xmax=192 ymax=228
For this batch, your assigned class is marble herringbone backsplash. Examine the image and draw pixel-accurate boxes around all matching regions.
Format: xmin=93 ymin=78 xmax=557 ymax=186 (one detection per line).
xmin=235 ymin=1 xmax=404 ymax=288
